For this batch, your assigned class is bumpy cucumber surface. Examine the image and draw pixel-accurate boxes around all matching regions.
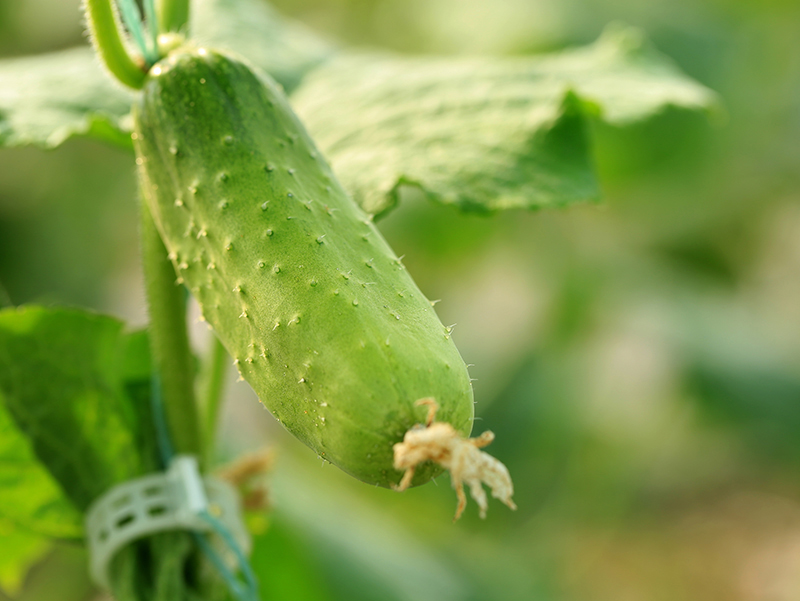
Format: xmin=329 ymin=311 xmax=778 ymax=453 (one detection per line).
xmin=133 ymin=47 xmax=473 ymax=487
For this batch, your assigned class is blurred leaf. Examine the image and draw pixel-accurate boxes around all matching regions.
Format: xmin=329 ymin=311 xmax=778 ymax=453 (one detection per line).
xmin=192 ymin=0 xmax=334 ymax=93
xmin=0 ymin=388 xmax=83 ymax=539
xmin=269 ymin=455 xmax=470 ymax=601
xmin=687 ymin=358 xmax=800 ymax=463
xmin=120 ymin=328 xmax=154 ymax=383
xmin=0 ymin=47 xmax=133 ymax=149
xmin=292 ymin=24 xmax=717 ymax=217
xmin=0 ymin=542 xmax=94 ymax=601
xmin=250 ymin=518 xmax=333 ymax=601
xmin=0 ymin=519 xmax=49 ymax=596
xmin=0 ymin=306 xmax=157 ymax=511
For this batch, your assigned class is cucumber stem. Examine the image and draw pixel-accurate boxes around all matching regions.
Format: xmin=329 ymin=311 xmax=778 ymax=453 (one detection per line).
xmin=201 ymin=335 xmax=229 ymax=464
xmin=84 ymin=0 xmax=146 ymax=90
xmin=141 ymin=200 xmax=203 ymax=462
xmin=157 ymin=0 xmax=190 ymax=33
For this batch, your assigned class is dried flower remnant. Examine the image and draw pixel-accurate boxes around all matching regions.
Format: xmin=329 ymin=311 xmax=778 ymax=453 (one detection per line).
xmin=393 ymin=398 xmax=516 ymax=521
xmin=217 ymin=448 xmax=274 ymax=511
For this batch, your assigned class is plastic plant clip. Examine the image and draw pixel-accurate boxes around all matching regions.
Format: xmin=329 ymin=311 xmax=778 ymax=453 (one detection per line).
xmin=85 ymin=455 xmax=250 ymax=590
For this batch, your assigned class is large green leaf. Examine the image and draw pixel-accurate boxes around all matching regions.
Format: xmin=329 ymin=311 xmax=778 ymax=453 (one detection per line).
xmin=292 ymin=24 xmax=718 ymax=216
xmin=0 ymin=311 xmax=159 ymax=595
xmin=0 ymin=307 xmax=157 ymax=511
xmin=191 ymin=0 xmax=334 ymax=94
xmin=0 ymin=0 xmax=332 ymax=150
xmin=0 ymin=389 xmax=83 ymax=539
xmin=0 ymin=47 xmax=133 ymax=149
xmin=0 ymin=307 xmax=235 ymax=601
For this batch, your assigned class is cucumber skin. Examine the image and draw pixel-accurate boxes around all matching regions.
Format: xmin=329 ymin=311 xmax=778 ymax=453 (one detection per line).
xmin=133 ymin=47 xmax=474 ymax=487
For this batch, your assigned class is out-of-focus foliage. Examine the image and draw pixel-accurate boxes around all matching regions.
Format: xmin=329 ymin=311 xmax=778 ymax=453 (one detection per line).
xmin=0 ymin=542 xmax=93 ymax=601
xmin=253 ymin=453 xmax=471 ymax=601
xmin=1 ymin=0 xmax=800 ymax=600
xmin=0 ymin=387 xmax=83 ymax=539
xmin=0 ymin=521 xmax=48 ymax=596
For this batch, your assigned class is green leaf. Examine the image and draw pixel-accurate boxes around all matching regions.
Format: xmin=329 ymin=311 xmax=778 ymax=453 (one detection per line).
xmin=0 ymin=306 xmax=158 ymax=511
xmin=0 ymin=519 xmax=50 ymax=596
xmin=191 ymin=0 xmax=334 ymax=94
xmin=0 ymin=307 xmax=228 ymax=601
xmin=0 ymin=47 xmax=133 ymax=149
xmin=0 ymin=314 xmax=157 ymax=595
xmin=0 ymin=0 xmax=332 ymax=150
xmin=0 ymin=388 xmax=83 ymax=539
xmin=292 ymin=24 xmax=718 ymax=217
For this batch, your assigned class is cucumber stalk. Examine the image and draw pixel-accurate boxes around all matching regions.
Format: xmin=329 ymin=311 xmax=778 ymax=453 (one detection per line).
xmin=201 ymin=336 xmax=229 ymax=464
xmin=141 ymin=200 xmax=202 ymax=461
xmin=83 ymin=0 xmax=146 ymax=89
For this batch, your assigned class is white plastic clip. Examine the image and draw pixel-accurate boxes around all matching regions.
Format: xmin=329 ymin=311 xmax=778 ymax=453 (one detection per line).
xmin=85 ymin=456 xmax=250 ymax=590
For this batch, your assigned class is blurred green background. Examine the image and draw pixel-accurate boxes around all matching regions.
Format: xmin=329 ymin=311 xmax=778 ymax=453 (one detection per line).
xmin=1 ymin=0 xmax=800 ymax=600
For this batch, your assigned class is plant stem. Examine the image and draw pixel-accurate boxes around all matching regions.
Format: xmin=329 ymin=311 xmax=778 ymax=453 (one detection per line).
xmin=141 ymin=200 xmax=202 ymax=461
xmin=201 ymin=335 xmax=229 ymax=464
xmin=84 ymin=0 xmax=146 ymax=89
xmin=157 ymin=0 xmax=190 ymax=33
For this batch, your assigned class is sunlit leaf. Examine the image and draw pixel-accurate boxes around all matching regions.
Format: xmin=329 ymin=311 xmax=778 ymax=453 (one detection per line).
xmin=192 ymin=0 xmax=334 ymax=93
xmin=0 ymin=0 xmax=333 ymax=150
xmin=0 ymin=307 xmax=158 ymax=511
xmin=0 ymin=389 xmax=83 ymax=539
xmin=292 ymin=24 xmax=718 ymax=217
xmin=0 ymin=47 xmax=133 ymax=149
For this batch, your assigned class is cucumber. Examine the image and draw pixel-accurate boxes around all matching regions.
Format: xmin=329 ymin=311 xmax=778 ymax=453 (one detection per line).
xmin=133 ymin=47 xmax=474 ymax=488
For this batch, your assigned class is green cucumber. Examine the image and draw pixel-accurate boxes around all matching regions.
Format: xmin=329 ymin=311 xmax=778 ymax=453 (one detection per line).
xmin=133 ymin=46 xmax=474 ymax=487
